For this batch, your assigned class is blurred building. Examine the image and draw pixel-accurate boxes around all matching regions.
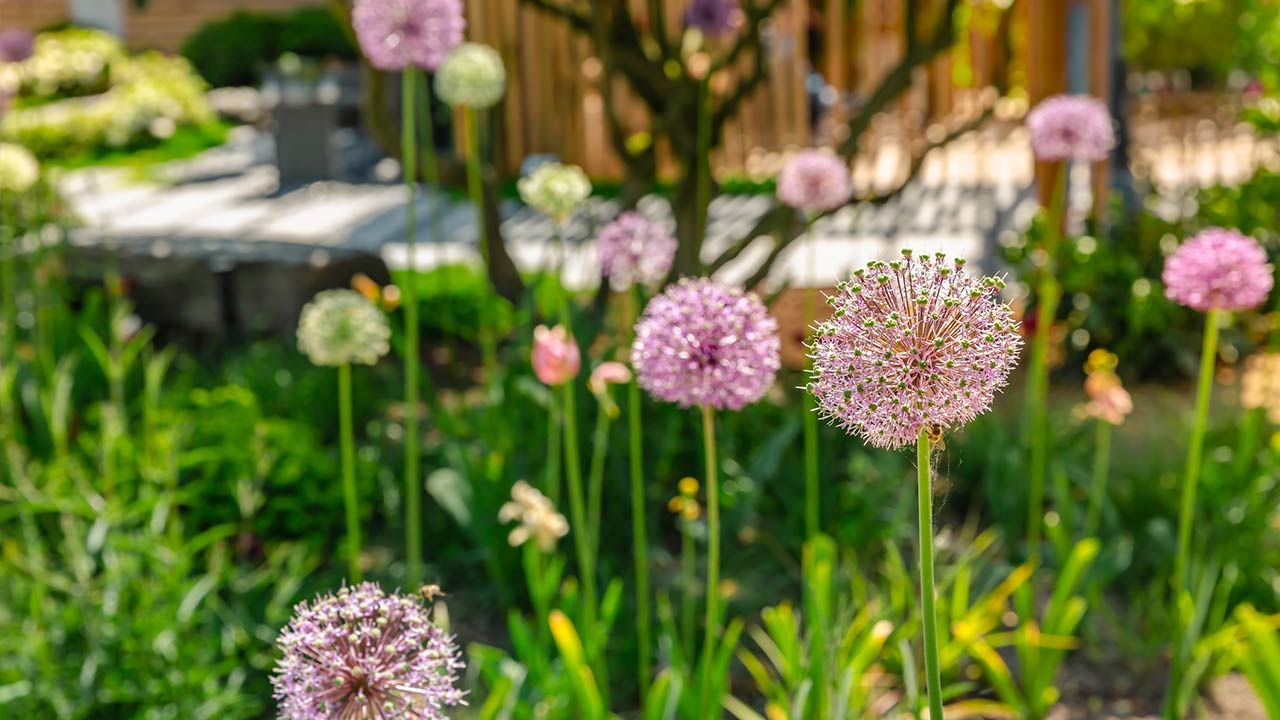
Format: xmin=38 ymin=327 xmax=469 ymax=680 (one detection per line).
xmin=0 ymin=0 xmax=320 ymax=51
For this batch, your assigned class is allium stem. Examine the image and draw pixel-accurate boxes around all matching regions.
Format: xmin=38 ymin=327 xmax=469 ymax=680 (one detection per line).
xmin=1083 ymin=418 xmax=1112 ymax=539
xmin=1027 ymin=162 xmax=1067 ymax=563
xmin=698 ymin=403 xmax=721 ymax=716
xmin=916 ymin=428 xmax=944 ymax=720
xmin=1173 ymin=309 xmax=1220 ymax=594
xmin=681 ymin=518 xmax=696 ymax=655
xmin=546 ymin=395 xmax=563 ymax=506
xmin=626 ymin=288 xmax=653 ymax=695
xmin=586 ymin=404 xmax=610 ymax=557
xmin=461 ymin=107 xmax=497 ymax=380
xmin=803 ymin=215 xmax=820 ymax=541
xmin=338 ymin=362 xmax=362 ymax=582
xmin=561 ymin=380 xmax=597 ymax=646
xmin=402 ymin=68 xmax=424 ymax=588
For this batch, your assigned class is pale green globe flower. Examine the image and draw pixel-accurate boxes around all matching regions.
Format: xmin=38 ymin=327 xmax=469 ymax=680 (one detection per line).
xmin=296 ymin=289 xmax=391 ymax=367
xmin=435 ymin=43 xmax=506 ymax=109
xmin=0 ymin=143 xmax=39 ymax=194
xmin=518 ymin=162 xmax=591 ymax=223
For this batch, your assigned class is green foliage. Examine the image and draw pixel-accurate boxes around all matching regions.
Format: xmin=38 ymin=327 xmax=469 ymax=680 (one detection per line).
xmin=180 ymin=8 xmax=356 ymax=88
xmin=1123 ymin=0 xmax=1280 ymax=83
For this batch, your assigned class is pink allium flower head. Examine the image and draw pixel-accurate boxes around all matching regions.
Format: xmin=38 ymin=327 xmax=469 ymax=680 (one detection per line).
xmin=1026 ymin=94 xmax=1115 ymax=162
xmin=632 ymin=278 xmax=780 ymax=411
xmin=685 ymin=0 xmax=740 ymax=35
xmin=777 ymin=149 xmax=852 ymax=214
xmin=352 ymin=0 xmax=465 ymax=71
xmin=808 ymin=250 xmax=1023 ymax=449
xmin=532 ymin=325 xmax=581 ymax=386
xmin=272 ymin=582 xmax=465 ymax=719
xmin=1162 ymin=227 xmax=1273 ymax=312
xmin=0 ymin=29 xmax=35 ymax=63
xmin=598 ymin=212 xmax=678 ymax=290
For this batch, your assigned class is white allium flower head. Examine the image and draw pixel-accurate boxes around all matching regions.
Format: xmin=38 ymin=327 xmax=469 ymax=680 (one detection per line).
xmin=297 ymin=289 xmax=391 ymax=367
xmin=517 ymin=162 xmax=591 ymax=223
xmin=435 ymin=43 xmax=506 ymax=109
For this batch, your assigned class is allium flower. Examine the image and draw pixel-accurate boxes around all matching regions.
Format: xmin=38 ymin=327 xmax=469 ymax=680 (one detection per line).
xmin=518 ymin=162 xmax=591 ymax=223
xmin=1026 ymin=94 xmax=1115 ymax=163
xmin=351 ymin=0 xmax=464 ymax=71
xmin=297 ymin=289 xmax=391 ymax=367
xmin=1162 ymin=228 xmax=1274 ymax=312
xmin=632 ymin=278 xmax=780 ymax=411
xmin=498 ymin=481 xmax=569 ymax=551
xmin=597 ymin=212 xmax=678 ymax=290
xmin=0 ymin=143 xmax=39 ymax=193
xmin=777 ymin=149 xmax=852 ymax=214
xmin=1242 ymin=352 xmax=1280 ymax=423
xmin=0 ymin=29 xmax=35 ymax=63
xmin=272 ymin=583 xmax=465 ymax=720
xmin=808 ymin=250 xmax=1023 ymax=449
xmin=532 ymin=324 xmax=581 ymax=386
xmin=685 ymin=0 xmax=740 ymax=35
xmin=435 ymin=43 xmax=506 ymax=109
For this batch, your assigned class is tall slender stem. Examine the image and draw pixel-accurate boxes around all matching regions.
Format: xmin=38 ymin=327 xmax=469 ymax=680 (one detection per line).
xmin=338 ymin=363 xmax=362 ymax=582
xmin=681 ymin=518 xmax=696 ymax=656
xmin=803 ymin=215 xmax=820 ymax=541
xmin=627 ymin=288 xmax=652 ymax=695
xmin=1173 ymin=309 xmax=1220 ymax=594
xmin=2 ymin=191 xmax=16 ymax=369
xmin=546 ymin=395 xmax=563 ymax=506
xmin=401 ymin=69 xmax=424 ymax=587
xmin=917 ymin=428 xmax=944 ymax=720
xmin=586 ymin=408 xmax=610 ymax=557
xmin=698 ymin=404 xmax=721 ymax=716
xmin=1083 ymin=418 xmax=1112 ymax=539
xmin=462 ymin=107 xmax=497 ymax=379
xmin=562 ymin=381 xmax=596 ymax=638
xmin=1027 ymin=163 xmax=1068 ymax=563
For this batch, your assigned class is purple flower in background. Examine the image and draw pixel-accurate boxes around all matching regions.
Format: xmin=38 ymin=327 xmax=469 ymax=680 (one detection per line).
xmin=1026 ymin=94 xmax=1115 ymax=162
xmin=808 ymin=251 xmax=1022 ymax=449
xmin=598 ymin=212 xmax=678 ymax=290
xmin=632 ymin=278 xmax=780 ymax=411
xmin=272 ymin=583 xmax=465 ymax=720
xmin=777 ymin=149 xmax=853 ymax=214
xmin=1163 ymin=227 xmax=1274 ymax=313
xmin=684 ymin=0 xmax=740 ymax=36
xmin=352 ymin=0 xmax=465 ymax=72
xmin=0 ymin=29 xmax=35 ymax=63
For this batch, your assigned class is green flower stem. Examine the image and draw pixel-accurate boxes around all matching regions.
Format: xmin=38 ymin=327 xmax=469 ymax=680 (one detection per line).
xmin=523 ymin=542 xmax=550 ymax=648
xmin=586 ymin=404 xmax=611 ymax=557
xmin=0 ymin=192 xmax=14 ymax=433
xmin=562 ymin=380 xmax=596 ymax=640
xmin=546 ymin=395 xmax=563 ymax=506
xmin=338 ymin=362 xmax=362 ymax=582
xmin=917 ymin=428 xmax=944 ymax=720
xmin=680 ymin=518 xmax=696 ymax=656
xmin=803 ymin=214 xmax=820 ymax=541
xmin=1234 ymin=406 xmax=1264 ymax=477
xmin=1173 ymin=309 xmax=1221 ymax=594
xmin=1026 ymin=163 xmax=1068 ymax=563
xmin=627 ymin=288 xmax=652 ymax=695
xmin=1083 ymin=418 xmax=1113 ymax=539
xmin=461 ymin=107 xmax=497 ymax=380
xmin=698 ymin=403 xmax=721 ymax=716
xmin=401 ymin=68 xmax=424 ymax=588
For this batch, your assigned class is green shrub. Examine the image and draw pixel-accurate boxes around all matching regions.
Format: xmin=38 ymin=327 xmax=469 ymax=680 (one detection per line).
xmin=181 ymin=7 xmax=355 ymax=88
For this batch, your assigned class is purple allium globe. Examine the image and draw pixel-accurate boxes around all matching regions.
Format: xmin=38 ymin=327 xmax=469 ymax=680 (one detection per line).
xmin=685 ymin=0 xmax=740 ymax=35
xmin=272 ymin=583 xmax=465 ymax=719
xmin=598 ymin=212 xmax=678 ymax=290
xmin=351 ymin=0 xmax=465 ymax=72
xmin=632 ymin=278 xmax=780 ymax=411
xmin=0 ymin=29 xmax=35 ymax=64
xmin=808 ymin=250 xmax=1023 ymax=449
xmin=777 ymin=149 xmax=852 ymax=214
xmin=1026 ymin=94 xmax=1115 ymax=163
xmin=1162 ymin=227 xmax=1274 ymax=312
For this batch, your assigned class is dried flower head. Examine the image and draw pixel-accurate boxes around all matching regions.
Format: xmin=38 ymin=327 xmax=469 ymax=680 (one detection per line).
xmin=1026 ymin=94 xmax=1115 ymax=162
xmin=777 ymin=149 xmax=852 ymax=214
xmin=685 ymin=0 xmax=740 ymax=36
xmin=297 ymin=289 xmax=391 ymax=367
xmin=272 ymin=582 xmax=465 ymax=719
xmin=597 ymin=212 xmax=678 ymax=290
xmin=499 ymin=481 xmax=570 ymax=551
xmin=532 ymin=324 xmax=581 ymax=386
xmin=808 ymin=250 xmax=1023 ymax=449
xmin=1162 ymin=227 xmax=1274 ymax=313
xmin=1242 ymin=352 xmax=1280 ymax=423
xmin=632 ymin=278 xmax=780 ymax=411
xmin=518 ymin=162 xmax=592 ymax=223
xmin=435 ymin=43 xmax=506 ymax=109
xmin=352 ymin=0 xmax=465 ymax=71
xmin=0 ymin=142 xmax=39 ymax=193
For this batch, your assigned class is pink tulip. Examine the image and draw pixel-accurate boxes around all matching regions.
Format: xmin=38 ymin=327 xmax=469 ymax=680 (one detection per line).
xmin=532 ymin=325 xmax=581 ymax=386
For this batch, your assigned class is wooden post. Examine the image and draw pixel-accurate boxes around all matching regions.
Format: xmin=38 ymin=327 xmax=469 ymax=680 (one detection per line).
xmin=1089 ymin=0 xmax=1112 ymax=219
xmin=1027 ymin=0 xmax=1069 ymax=205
